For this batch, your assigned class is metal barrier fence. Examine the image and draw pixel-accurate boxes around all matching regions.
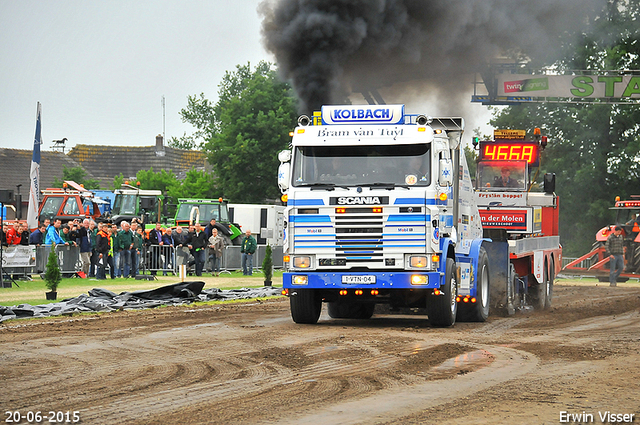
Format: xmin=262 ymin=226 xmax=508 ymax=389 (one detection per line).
xmin=1 ymin=245 xmax=84 ymax=285
xmin=561 ymin=256 xmax=591 ymax=270
xmin=1 ymin=245 xmax=38 ymax=284
xmin=0 ymin=244 xmax=284 ymax=281
xmin=142 ymin=245 xmax=284 ymax=275
xmin=37 ymin=245 xmax=83 ymax=276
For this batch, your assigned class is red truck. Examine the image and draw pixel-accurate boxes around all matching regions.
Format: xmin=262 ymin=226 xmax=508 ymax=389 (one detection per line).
xmin=38 ymin=181 xmax=104 ymax=224
xmin=474 ymin=128 xmax=562 ymax=314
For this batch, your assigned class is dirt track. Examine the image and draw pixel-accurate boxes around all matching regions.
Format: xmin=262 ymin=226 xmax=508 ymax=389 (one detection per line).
xmin=1 ymin=283 xmax=639 ymax=424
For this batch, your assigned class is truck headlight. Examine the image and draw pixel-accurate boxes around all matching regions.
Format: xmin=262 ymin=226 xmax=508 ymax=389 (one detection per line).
xmin=410 ymin=256 xmax=428 ymax=268
xmin=292 ymin=275 xmax=308 ymax=285
xmin=293 ymin=256 xmax=312 ymax=268
xmin=411 ymin=275 xmax=429 ymax=285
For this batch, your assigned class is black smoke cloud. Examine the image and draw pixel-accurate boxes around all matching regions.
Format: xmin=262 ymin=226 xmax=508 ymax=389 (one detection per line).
xmin=260 ymin=0 xmax=606 ymax=112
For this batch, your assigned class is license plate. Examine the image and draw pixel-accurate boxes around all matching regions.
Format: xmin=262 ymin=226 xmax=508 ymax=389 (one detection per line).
xmin=342 ymin=275 xmax=376 ymax=284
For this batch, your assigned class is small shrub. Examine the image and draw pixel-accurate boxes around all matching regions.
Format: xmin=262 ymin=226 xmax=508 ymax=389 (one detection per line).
xmin=44 ymin=247 xmax=62 ymax=292
xmin=262 ymin=245 xmax=273 ymax=283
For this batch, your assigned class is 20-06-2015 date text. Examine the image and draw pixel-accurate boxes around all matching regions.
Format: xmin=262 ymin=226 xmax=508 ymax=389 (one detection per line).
xmin=5 ymin=411 xmax=80 ymax=423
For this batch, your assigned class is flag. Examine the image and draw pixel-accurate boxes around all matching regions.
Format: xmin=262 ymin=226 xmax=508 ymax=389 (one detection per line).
xmin=26 ymin=102 xmax=42 ymax=231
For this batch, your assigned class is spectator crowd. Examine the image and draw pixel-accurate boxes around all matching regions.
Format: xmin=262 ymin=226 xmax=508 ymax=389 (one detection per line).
xmin=1 ymin=218 xmax=258 ymax=279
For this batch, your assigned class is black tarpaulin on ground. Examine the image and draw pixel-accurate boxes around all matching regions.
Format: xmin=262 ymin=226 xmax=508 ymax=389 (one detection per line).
xmin=0 ymin=282 xmax=282 ymax=322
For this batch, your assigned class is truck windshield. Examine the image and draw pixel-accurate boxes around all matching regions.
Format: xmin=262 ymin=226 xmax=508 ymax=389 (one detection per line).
xmin=477 ymin=160 xmax=527 ymax=191
xmin=175 ymin=204 xmax=229 ymax=223
xmin=292 ymin=144 xmax=431 ymax=187
xmin=616 ymin=209 xmax=640 ymax=228
xmin=40 ymin=197 xmax=64 ymax=219
xmin=112 ymin=194 xmax=137 ymax=215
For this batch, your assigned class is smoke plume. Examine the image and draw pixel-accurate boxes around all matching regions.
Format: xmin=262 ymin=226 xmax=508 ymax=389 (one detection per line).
xmin=260 ymin=0 xmax=606 ymax=113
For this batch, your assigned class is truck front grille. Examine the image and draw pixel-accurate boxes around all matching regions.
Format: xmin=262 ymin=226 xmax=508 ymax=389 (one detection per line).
xmin=292 ymin=203 xmax=427 ymax=268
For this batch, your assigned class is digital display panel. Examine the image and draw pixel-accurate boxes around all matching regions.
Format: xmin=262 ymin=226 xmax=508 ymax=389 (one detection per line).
xmin=479 ymin=141 xmax=539 ymax=166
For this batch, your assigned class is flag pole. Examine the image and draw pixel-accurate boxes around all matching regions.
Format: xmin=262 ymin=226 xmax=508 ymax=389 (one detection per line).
xmin=27 ymin=102 xmax=42 ymax=231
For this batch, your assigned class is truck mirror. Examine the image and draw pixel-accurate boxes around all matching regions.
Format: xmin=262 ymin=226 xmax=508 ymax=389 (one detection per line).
xmin=543 ymin=173 xmax=556 ymax=194
xmin=448 ymin=131 xmax=462 ymax=150
xmin=278 ymin=162 xmax=291 ymax=191
xmin=438 ymin=158 xmax=453 ymax=186
xmin=278 ymin=150 xmax=292 ymax=162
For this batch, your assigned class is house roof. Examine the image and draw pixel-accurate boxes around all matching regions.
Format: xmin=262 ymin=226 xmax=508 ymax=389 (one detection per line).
xmin=0 ymin=148 xmax=94 ymax=196
xmin=68 ymin=144 xmax=208 ymax=188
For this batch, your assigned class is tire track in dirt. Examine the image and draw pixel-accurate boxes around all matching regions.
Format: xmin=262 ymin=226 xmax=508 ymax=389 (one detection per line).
xmin=2 ymin=285 xmax=639 ymax=424
xmin=266 ymin=345 xmax=538 ymax=425
xmin=73 ymin=336 xmax=480 ymax=423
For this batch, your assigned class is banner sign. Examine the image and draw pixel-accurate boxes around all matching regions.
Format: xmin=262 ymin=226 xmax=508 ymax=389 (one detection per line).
xmin=27 ymin=102 xmax=42 ymax=231
xmin=476 ymin=192 xmax=528 ymax=207
xmin=2 ymin=246 xmax=36 ymax=268
xmin=479 ymin=208 xmax=528 ymax=231
xmin=497 ymin=74 xmax=640 ymax=100
xmin=321 ymin=104 xmax=405 ymax=125
xmin=478 ymin=206 xmax=542 ymax=233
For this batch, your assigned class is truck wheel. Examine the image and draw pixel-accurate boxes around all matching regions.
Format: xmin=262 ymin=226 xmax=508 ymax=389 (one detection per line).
xmin=532 ymin=261 xmax=549 ymax=310
xmin=458 ymin=247 xmax=490 ymax=322
xmin=545 ymin=259 xmax=554 ymax=309
xmin=427 ymin=258 xmax=457 ymax=327
xmin=506 ymin=263 xmax=517 ymax=315
xmin=328 ymin=301 xmax=375 ymax=319
xmin=290 ymin=289 xmax=322 ymax=324
xmin=221 ymin=234 xmax=233 ymax=247
xmin=633 ymin=245 xmax=640 ymax=273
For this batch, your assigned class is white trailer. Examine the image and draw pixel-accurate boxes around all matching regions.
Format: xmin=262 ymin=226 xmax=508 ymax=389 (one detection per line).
xmin=228 ymin=204 xmax=285 ymax=246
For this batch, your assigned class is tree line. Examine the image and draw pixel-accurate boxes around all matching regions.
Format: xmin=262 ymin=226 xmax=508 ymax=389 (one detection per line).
xmin=53 ymin=1 xmax=639 ymax=256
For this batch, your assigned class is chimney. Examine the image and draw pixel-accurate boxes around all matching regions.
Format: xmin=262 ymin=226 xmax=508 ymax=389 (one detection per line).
xmin=155 ymin=134 xmax=165 ymax=157
xmin=156 ymin=134 xmax=164 ymax=150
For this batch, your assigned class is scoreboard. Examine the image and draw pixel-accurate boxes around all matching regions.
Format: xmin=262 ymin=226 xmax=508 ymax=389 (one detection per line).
xmin=478 ymin=141 xmax=540 ymax=166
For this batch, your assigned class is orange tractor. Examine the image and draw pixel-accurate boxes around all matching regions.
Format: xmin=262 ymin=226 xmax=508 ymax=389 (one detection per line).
xmin=563 ymin=196 xmax=640 ymax=281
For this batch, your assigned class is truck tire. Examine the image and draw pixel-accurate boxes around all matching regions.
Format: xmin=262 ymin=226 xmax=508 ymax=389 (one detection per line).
xmin=221 ymin=234 xmax=233 ymax=247
xmin=290 ymin=289 xmax=322 ymax=324
xmin=545 ymin=259 xmax=554 ymax=309
xmin=426 ymin=258 xmax=457 ymax=327
xmin=531 ymin=261 xmax=549 ymax=310
xmin=633 ymin=245 xmax=640 ymax=273
xmin=458 ymin=247 xmax=490 ymax=322
xmin=327 ymin=301 xmax=375 ymax=319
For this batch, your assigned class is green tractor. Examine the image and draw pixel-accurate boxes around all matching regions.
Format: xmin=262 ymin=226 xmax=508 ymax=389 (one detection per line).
xmin=109 ymin=185 xmax=165 ymax=229
xmin=171 ymin=198 xmax=242 ymax=245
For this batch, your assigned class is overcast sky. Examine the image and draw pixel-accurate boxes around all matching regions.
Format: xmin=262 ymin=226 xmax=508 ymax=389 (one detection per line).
xmin=0 ymin=0 xmax=492 ymax=153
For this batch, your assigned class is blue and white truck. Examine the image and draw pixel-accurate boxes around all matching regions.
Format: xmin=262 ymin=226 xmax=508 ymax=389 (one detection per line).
xmin=277 ymin=104 xmax=492 ymax=325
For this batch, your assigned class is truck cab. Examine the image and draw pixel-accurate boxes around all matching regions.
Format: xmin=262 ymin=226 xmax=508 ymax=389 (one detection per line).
xmin=278 ymin=105 xmax=489 ymax=325
xmin=110 ymin=186 xmax=163 ymax=228
xmin=38 ymin=181 xmax=103 ymax=224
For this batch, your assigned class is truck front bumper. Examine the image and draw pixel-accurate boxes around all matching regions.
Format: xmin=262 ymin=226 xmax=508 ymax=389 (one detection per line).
xmin=283 ymin=271 xmax=443 ymax=289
